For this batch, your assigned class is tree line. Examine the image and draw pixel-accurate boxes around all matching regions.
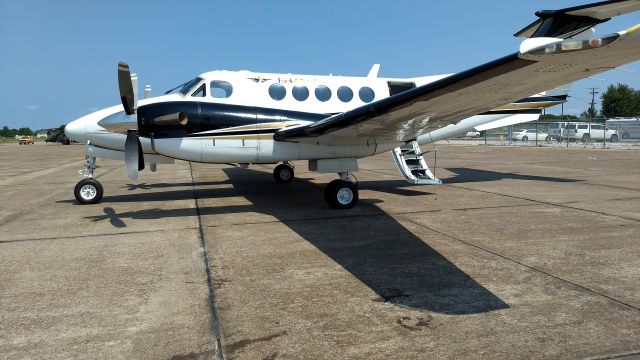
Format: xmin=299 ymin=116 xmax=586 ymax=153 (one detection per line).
xmin=0 ymin=125 xmax=66 ymax=138
xmin=0 ymin=126 xmax=35 ymax=137
xmin=536 ymin=83 xmax=638 ymax=122
xmin=600 ymin=84 xmax=640 ymax=118
xmin=577 ymin=84 xmax=638 ymax=121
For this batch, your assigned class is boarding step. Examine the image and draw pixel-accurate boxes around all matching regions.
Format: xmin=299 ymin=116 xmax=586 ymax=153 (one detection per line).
xmin=392 ymin=141 xmax=442 ymax=185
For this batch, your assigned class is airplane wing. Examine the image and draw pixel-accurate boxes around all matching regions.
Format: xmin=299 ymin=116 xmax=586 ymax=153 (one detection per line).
xmin=515 ymin=0 xmax=640 ymax=38
xmin=274 ymin=24 xmax=640 ymax=145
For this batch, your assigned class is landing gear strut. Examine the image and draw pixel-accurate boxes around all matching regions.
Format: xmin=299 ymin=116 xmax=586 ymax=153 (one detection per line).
xmin=273 ymin=162 xmax=294 ymax=183
xmin=74 ymin=155 xmax=103 ymax=204
xmin=324 ymin=172 xmax=358 ymax=209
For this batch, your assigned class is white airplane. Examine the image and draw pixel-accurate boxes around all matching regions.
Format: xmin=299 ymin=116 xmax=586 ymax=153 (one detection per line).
xmin=65 ymin=0 xmax=640 ymax=209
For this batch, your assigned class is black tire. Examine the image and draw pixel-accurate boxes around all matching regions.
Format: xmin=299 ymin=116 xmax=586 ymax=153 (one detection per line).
xmin=74 ymin=178 xmax=104 ymax=204
xmin=324 ymin=180 xmax=358 ymax=209
xmin=522 ymin=136 xmax=528 ymax=142
xmin=610 ymin=134 xmax=619 ymax=143
xmin=582 ymin=134 xmax=590 ymax=142
xmin=545 ymin=136 xmax=551 ymax=142
xmin=273 ymin=164 xmax=294 ymax=183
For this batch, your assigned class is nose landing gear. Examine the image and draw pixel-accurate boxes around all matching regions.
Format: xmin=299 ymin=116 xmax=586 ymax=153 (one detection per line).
xmin=74 ymin=155 xmax=103 ymax=204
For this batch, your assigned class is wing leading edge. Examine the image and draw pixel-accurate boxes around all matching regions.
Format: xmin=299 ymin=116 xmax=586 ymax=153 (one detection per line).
xmin=274 ymin=25 xmax=640 ymax=145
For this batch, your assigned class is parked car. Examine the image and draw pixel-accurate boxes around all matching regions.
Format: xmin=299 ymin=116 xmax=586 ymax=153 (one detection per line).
xmin=564 ymin=123 xmax=618 ymax=142
xmin=511 ymin=129 xmax=550 ymax=142
xmin=18 ymin=136 xmax=34 ymax=145
xmin=465 ymin=130 xmax=481 ymax=138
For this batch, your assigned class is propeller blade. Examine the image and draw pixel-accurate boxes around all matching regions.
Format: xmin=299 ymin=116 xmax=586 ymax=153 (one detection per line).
xmin=118 ymin=62 xmax=136 ymax=115
xmin=125 ymin=130 xmax=143 ymax=180
xmin=137 ymin=135 xmax=145 ymax=171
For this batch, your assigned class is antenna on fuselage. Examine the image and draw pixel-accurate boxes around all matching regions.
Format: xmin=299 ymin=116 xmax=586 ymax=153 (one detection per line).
xmin=367 ymin=64 xmax=380 ymax=78
xmin=144 ymin=85 xmax=152 ymax=99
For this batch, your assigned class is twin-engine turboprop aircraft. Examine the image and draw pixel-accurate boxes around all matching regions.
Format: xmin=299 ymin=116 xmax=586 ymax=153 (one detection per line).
xmin=65 ymin=0 xmax=640 ymax=209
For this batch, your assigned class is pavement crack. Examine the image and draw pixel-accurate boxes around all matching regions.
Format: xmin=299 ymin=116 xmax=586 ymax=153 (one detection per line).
xmin=226 ymin=331 xmax=288 ymax=356
xmin=0 ymin=227 xmax=197 ymax=244
xmin=189 ymin=162 xmax=225 ymax=360
xmin=448 ymin=184 xmax=640 ymax=223
xmin=586 ymin=350 xmax=640 ymax=360
xmin=396 ymin=214 xmax=640 ymax=313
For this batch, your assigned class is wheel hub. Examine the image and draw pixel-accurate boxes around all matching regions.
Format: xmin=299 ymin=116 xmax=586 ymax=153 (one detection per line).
xmin=279 ymin=168 xmax=291 ymax=181
xmin=80 ymin=185 xmax=97 ymax=200
xmin=336 ymin=187 xmax=353 ymax=205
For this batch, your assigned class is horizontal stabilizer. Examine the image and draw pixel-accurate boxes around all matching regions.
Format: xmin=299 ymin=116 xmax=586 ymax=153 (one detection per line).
xmin=515 ymin=0 xmax=640 ymax=39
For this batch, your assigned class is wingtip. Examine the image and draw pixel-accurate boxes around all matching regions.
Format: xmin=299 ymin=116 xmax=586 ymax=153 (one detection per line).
xmin=624 ymin=23 xmax=640 ymax=35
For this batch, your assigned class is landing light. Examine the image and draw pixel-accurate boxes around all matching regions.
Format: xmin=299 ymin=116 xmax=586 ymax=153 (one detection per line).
xmin=561 ymin=41 xmax=583 ymax=51
xmin=528 ymin=33 xmax=619 ymax=56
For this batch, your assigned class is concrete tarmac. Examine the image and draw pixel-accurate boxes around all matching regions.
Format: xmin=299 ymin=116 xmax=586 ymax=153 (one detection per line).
xmin=1 ymin=142 xmax=639 ymax=359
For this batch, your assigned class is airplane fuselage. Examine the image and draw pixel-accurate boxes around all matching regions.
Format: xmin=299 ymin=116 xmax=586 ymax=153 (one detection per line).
xmin=66 ymin=69 xmax=551 ymax=164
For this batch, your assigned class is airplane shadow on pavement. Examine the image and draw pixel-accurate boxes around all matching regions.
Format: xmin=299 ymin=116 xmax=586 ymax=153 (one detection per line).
xmin=445 ymin=167 xmax=579 ymax=184
xmin=83 ymin=167 xmax=511 ymax=315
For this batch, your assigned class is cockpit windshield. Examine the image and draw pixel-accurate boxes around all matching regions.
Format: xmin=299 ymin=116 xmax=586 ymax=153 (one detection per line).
xmin=164 ymin=77 xmax=203 ymax=96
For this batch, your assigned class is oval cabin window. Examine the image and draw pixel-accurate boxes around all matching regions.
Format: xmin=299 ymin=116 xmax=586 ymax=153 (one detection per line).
xmin=337 ymin=86 xmax=353 ymax=102
xmin=315 ymin=85 xmax=332 ymax=102
xmin=292 ymin=85 xmax=309 ymax=101
xmin=269 ymin=83 xmax=286 ymax=101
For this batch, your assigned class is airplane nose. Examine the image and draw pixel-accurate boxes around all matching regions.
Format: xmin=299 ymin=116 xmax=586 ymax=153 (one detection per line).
xmin=65 ymin=117 xmax=86 ymax=143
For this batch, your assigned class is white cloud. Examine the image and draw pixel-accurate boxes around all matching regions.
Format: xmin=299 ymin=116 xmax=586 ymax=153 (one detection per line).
xmin=88 ymin=107 xmax=98 ymax=112
xmin=25 ymin=105 xmax=39 ymax=110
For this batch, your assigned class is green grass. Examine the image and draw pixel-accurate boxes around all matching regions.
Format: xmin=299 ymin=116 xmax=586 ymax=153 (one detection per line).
xmin=0 ymin=138 xmax=45 ymax=144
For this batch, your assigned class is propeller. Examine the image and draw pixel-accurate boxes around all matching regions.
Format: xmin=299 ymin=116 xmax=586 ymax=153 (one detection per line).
xmin=125 ymin=130 xmax=145 ymax=180
xmin=118 ymin=62 xmax=137 ymax=115
xmin=118 ymin=62 xmax=145 ymax=180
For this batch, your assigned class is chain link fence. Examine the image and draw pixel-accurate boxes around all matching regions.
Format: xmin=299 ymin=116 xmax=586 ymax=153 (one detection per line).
xmin=454 ymin=118 xmax=640 ymax=149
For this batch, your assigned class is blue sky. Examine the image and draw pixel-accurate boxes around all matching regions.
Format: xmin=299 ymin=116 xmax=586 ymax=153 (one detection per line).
xmin=1 ymin=0 xmax=639 ymax=130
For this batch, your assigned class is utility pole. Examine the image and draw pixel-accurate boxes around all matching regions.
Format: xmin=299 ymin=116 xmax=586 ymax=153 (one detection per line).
xmin=588 ymin=87 xmax=599 ymax=141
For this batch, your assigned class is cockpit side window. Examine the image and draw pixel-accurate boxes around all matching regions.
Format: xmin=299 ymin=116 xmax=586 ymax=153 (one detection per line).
xmin=165 ymin=77 xmax=203 ymax=96
xmin=210 ymin=81 xmax=233 ymax=98
xmin=192 ymin=84 xmax=206 ymax=97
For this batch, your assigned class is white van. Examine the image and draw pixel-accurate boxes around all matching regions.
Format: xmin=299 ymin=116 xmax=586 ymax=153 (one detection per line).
xmin=548 ymin=122 xmax=568 ymax=141
xmin=565 ymin=122 xmax=619 ymax=142
xmin=607 ymin=118 xmax=640 ymax=139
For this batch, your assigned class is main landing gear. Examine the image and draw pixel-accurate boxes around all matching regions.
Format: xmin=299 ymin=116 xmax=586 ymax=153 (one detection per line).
xmin=273 ymin=162 xmax=294 ymax=183
xmin=273 ymin=162 xmax=359 ymax=209
xmin=324 ymin=172 xmax=358 ymax=209
xmin=74 ymin=156 xmax=103 ymax=204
